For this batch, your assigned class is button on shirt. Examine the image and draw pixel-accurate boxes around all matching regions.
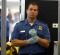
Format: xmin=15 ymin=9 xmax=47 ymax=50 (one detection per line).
xmin=11 ymin=19 xmax=50 ymax=54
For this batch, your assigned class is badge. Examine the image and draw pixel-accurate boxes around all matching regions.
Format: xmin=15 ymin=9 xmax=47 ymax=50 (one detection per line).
xmin=38 ymin=26 xmax=42 ymax=30
xmin=20 ymin=30 xmax=25 ymax=33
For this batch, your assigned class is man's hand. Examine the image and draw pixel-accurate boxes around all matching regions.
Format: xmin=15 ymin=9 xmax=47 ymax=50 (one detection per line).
xmin=11 ymin=39 xmax=28 ymax=47
xmin=27 ymin=29 xmax=39 ymax=44
xmin=27 ymin=36 xmax=39 ymax=44
xmin=29 ymin=29 xmax=37 ymax=37
xmin=11 ymin=39 xmax=21 ymax=46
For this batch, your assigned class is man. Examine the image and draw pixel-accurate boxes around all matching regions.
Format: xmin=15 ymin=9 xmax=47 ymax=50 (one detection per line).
xmin=11 ymin=2 xmax=51 ymax=55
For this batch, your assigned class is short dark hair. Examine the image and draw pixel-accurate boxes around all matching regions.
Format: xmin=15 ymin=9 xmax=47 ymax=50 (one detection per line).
xmin=26 ymin=2 xmax=39 ymax=10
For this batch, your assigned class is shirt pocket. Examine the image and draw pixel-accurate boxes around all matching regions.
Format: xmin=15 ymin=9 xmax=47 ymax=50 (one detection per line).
xmin=18 ymin=31 xmax=27 ymax=40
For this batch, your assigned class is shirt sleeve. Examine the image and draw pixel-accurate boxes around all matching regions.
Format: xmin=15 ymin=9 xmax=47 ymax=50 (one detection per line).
xmin=11 ymin=23 xmax=19 ymax=41
xmin=43 ymin=24 xmax=51 ymax=41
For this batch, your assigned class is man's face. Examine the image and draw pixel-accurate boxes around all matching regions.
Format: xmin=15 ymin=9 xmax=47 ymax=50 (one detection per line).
xmin=26 ymin=4 xmax=38 ymax=19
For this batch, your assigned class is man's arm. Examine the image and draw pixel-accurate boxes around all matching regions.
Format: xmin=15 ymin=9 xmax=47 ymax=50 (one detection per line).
xmin=11 ymin=39 xmax=28 ymax=47
xmin=28 ymin=26 xmax=51 ymax=48
xmin=11 ymin=36 xmax=39 ymax=47
xmin=37 ymin=25 xmax=51 ymax=48
xmin=38 ymin=37 xmax=50 ymax=48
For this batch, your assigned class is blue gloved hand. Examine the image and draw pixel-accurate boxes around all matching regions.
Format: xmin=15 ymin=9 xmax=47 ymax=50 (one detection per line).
xmin=29 ymin=29 xmax=37 ymax=37
xmin=27 ymin=36 xmax=39 ymax=44
xmin=27 ymin=29 xmax=39 ymax=44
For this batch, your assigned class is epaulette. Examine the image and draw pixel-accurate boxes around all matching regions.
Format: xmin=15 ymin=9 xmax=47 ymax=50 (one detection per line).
xmin=40 ymin=21 xmax=48 ymax=25
xmin=16 ymin=20 xmax=24 ymax=24
xmin=39 ymin=20 xmax=45 ymax=24
xmin=19 ymin=20 xmax=25 ymax=23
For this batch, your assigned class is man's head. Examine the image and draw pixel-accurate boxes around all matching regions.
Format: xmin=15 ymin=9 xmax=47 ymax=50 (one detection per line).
xmin=26 ymin=2 xmax=39 ymax=19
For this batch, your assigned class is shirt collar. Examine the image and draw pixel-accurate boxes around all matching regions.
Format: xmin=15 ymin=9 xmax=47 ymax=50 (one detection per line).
xmin=24 ymin=19 xmax=39 ymax=25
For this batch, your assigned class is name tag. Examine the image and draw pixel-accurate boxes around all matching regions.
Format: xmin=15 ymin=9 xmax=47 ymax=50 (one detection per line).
xmin=20 ymin=30 xmax=25 ymax=33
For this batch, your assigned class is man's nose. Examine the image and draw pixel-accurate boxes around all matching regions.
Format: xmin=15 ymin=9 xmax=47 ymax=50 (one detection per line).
xmin=31 ymin=10 xmax=35 ymax=12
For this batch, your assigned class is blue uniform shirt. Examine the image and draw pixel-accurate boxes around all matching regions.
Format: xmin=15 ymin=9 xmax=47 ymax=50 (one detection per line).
xmin=11 ymin=19 xmax=50 ymax=54
xmin=0 ymin=16 xmax=9 ymax=42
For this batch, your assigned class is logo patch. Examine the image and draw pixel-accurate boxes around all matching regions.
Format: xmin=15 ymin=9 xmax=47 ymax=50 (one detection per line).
xmin=38 ymin=26 xmax=42 ymax=30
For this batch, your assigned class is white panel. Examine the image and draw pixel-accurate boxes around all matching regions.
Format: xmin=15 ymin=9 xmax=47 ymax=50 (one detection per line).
xmin=20 ymin=0 xmax=25 ymax=21
xmin=52 ymin=23 xmax=58 ymax=28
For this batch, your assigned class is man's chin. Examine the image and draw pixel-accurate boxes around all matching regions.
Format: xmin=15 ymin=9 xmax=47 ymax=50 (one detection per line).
xmin=30 ymin=16 xmax=36 ymax=19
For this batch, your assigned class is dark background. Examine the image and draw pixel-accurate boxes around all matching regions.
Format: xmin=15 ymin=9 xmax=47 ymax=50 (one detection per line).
xmin=25 ymin=0 xmax=58 ymax=41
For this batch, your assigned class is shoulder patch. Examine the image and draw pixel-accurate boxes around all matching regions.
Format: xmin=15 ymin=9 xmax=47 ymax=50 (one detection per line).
xmin=38 ymin=26 xmax=42 ymax=30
